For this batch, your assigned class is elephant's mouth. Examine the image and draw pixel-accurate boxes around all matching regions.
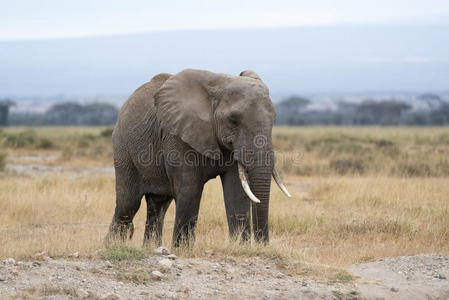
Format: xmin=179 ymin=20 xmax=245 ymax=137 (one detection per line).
xmin=237 ymin=161 xmax=291 ymax=203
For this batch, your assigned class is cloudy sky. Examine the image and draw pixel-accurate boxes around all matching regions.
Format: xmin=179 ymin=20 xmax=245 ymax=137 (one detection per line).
xmin=2 ymin=0 xmax=449 ymax=41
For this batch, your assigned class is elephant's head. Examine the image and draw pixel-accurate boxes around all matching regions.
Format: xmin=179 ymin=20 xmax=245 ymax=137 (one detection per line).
xmin=154 ymin=69 xmax=290 ymax=242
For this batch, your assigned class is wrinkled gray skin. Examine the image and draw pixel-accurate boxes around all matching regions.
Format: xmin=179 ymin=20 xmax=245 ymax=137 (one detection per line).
xmin=105 ymin=69 xmax=276 ymax=247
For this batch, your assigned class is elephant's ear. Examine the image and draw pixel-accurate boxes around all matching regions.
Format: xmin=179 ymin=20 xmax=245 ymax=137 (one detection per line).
xmin=154 ymin=69 xmax=222 ymax=160
xmin=239 ymin=70 xmax=262 ymax=81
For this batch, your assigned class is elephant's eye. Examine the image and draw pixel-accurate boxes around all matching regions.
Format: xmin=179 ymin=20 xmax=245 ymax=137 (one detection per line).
xmin=228 ymin=112 xmax=241 ymax=126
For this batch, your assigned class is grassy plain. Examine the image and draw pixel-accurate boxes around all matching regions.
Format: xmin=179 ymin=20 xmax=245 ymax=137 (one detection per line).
xmin=0 ymin=126 xmax=448 ymax=280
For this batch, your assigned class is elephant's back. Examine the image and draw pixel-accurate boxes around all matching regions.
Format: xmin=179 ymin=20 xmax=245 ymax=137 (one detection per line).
xmin=112 ymin=73 xmax=172 ymax=166
xmin=117 ymin=73 xmax=172 ymax=126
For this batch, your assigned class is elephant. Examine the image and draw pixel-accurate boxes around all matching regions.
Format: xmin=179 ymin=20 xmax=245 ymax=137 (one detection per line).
xmin=105 ymin=69 xmax=291 ymax=248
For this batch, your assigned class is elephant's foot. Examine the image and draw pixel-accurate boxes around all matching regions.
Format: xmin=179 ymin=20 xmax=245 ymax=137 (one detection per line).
xmin=104 ymin=221 xmax=134 ymax=247
xmin=143 ymin=228 xmax=163 ymax=248
xmin=172 ymin=221 xmax=197 ymax=248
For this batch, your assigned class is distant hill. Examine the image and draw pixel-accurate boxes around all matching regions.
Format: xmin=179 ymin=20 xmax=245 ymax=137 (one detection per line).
xmin=1 ymin=24 xmax=448 ymax=97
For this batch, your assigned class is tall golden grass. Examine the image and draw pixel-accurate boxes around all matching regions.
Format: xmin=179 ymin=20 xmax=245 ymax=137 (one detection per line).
xmin=0 ymin=126 xmax=448 ymax=279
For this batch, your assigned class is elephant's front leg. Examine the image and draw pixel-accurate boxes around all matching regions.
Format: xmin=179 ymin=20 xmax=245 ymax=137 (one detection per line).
xmin=171 ymin=181 xmax=204 ymax=248
xmin=220 ymin=163 xmax=251 ymax=242
xmin=143 ymin=194 xmax=172 ymax=247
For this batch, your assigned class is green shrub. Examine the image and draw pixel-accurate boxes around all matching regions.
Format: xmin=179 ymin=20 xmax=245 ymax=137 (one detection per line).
xmin=101 ymin=246 xmax=145 ymax=261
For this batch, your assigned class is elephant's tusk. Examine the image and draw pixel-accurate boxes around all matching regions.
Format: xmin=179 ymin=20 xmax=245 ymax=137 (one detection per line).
xmin=272 ymin=168 xmax=292 ymax=198
xmin=237 ymin=162 xmax=261 ymax=204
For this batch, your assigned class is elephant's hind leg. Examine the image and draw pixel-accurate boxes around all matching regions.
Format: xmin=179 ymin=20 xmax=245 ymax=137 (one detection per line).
xmin=143 ymin=194 xmax=172 ymax=247
xmin=105 ymin=164 xmax=143 ymax=244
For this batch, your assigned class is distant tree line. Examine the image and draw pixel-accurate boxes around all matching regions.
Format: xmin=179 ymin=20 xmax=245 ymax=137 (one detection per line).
xmin=8 ymin=102 xmax=119 ymax=126
xmin=3 ymin=94 xmax=449 ymax=127
xmin=275 ymin=94 xmax=449 ymax=126
xmin=0 ymin=99 xmax=15 ymax=126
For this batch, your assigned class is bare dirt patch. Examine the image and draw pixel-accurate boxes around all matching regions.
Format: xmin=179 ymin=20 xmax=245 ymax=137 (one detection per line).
xmin=1 ymin=253 xmax=448 ymax=299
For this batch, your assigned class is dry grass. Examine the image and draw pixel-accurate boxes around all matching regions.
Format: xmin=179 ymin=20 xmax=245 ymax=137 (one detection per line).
xmin=1 ymin=126 xmax=449 ymax=281
xmin=274 ymin=126 xmax=449 ymax=177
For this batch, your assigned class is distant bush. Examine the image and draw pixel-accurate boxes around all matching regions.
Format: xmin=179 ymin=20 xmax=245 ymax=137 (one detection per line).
xmin=375 ymin=139 xmax=394 ymax=148
xmin=37 ymin=138 xmax=54 ymax=149
xmin=0 ymin=148 xmax=6 ymax=171
xmin=4 ymin=130 xmax=36 ymax=148
xmin=3 ymin=130 xmax=55 ymax=149
xmin=330 ymin=157 xmax=366 ymax=175
xmin=397 ymin=161 xmax=432 ymax=177
xmin=100 ymin=127 xmax=114 ymax=138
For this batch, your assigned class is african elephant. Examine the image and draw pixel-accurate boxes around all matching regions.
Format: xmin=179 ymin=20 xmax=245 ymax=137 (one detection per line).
xmin=105 ymin=69 xmax=291 ymax=247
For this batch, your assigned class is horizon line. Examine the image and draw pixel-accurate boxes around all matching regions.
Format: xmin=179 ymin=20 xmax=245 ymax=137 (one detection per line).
xmin=2 ymin=21 xmax=449 ymax=43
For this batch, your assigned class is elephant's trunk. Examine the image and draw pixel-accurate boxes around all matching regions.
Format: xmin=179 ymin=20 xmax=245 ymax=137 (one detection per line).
xmin=234 ymin=131 xmax=274 ymax=243
xmin=248 ymin=165 xmax=272 ymax=243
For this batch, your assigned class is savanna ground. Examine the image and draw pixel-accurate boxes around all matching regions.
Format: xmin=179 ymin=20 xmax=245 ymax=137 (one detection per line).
xmin=0 ymin=126 xmax=449 ymax=299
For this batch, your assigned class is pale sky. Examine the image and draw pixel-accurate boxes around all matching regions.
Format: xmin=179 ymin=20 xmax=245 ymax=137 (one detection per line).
xmin=1 ymin=0 xmax=449 ymax=41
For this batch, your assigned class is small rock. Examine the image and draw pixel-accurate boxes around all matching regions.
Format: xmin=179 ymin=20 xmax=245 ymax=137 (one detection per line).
xmin=93 ymin=248 xmax=105 ymax=256
xmin=177 ymin=284 xmax=190 ymax=293
xmin=158 ymin=258 xmax=173 ymax=268
xmin=9 ymin=269 xmax=18 ymax=276
xmin=438 ymin=274 xmax=447 ymax=280
xmin=100 ymin=293 xmax=121 ymax=300
xmin=167 ymin=254 xmax=177 ymax=260
xmin=154 ymin=246 xmax=171 ymax=255
xmin=2 ymin=258 xmax=15 ymax=265
xmin=301 ymin=281 xmax=307 ymax=287
xmin=69 ymin=252 xmax=79 ymax=258
xmin=0 ymin=275 xmax=7 ymax=281
xmin=390 ymin=287 xmax=399 ymax=292
xmin=77 ymin=288 xmax=89 ymax=298
xmin=151 ymin=270 xmax=163 ymax=280
xmin=275 ymin=272 xmax=285 ymax=278
xmin=205 ymin=249 xmax=213 ymax=255
xmin=75 ymin=265 xmax=81 ymax=271
xmin=104 ymin=261 xmax=113 ymax=268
